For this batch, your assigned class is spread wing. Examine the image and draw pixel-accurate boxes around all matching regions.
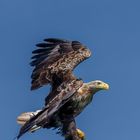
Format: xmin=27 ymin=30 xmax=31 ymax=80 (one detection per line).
xmin=17 ymin=79 xmax=83 ymax=139
xmin=30 ymin=38 xmax=91 ymax=90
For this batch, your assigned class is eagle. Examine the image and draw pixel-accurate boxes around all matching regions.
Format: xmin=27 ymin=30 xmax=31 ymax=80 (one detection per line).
xmin=16 ymin=38 xmax=109 ymax=140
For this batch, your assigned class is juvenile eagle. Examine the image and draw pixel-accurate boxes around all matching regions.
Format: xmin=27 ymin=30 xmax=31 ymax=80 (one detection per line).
xmin=16 ymin=38 xmax=109 ymax=140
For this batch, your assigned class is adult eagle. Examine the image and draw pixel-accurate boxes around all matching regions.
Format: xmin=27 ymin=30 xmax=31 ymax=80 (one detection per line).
xmin=16 ymin=38 xmax=109 ymax=140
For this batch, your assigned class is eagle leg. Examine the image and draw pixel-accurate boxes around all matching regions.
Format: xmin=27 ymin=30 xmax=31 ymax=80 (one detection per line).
xmin=63 ymin=119 xmax=85 ymax=140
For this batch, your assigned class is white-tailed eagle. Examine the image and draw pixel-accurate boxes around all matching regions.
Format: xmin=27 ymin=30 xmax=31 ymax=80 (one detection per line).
xmin=16 ymin=38 xmax=109 ymax=140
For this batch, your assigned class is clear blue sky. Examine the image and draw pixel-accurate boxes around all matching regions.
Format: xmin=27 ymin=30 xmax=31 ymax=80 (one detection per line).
xmin=0 ymin=0 xmax=140 ymax=140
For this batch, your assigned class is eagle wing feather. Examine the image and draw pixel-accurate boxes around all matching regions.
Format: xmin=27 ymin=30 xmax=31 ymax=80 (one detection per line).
xmin=30 ymin=38 xmax=91 ymax=90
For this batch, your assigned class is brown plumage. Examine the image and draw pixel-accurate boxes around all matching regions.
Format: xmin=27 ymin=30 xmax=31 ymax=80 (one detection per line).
xmin=16 ymin=38 xmax=109 ymax=140
xmin=30 ymin=38 xmax=91 ymax=90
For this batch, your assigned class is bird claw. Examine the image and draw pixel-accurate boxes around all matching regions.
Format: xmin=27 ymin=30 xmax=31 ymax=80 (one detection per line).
xmin=76 ymin=128 xmax=85 ymax=140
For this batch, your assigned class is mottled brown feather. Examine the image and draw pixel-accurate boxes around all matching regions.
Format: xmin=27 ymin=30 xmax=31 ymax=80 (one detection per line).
xmin=30 ymin=38 xmax=91 ymax=90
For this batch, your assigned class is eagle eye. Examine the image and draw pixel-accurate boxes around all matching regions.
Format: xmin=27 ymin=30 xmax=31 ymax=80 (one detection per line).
xmin=97 ymin=82 xmax=101 ymax=85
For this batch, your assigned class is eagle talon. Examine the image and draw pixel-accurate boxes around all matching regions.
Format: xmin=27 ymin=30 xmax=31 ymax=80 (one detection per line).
xmin=76 ymin=129 xmax=85 ymax=140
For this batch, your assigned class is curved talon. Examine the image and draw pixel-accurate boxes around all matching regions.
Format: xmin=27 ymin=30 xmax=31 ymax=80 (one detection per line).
xmin=76 ymin=128 xmax=85 ymax=140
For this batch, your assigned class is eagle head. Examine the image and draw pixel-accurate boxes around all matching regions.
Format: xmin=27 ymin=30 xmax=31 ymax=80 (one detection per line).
xmin=87 ymin=80 xmax=109 ymax=92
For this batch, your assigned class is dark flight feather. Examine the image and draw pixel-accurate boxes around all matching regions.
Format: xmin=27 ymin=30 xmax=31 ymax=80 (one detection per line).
xmin=36 ymin=43 xmax=57 ymax=48
xmin=44 ymin=38 xmax=70 ymax=43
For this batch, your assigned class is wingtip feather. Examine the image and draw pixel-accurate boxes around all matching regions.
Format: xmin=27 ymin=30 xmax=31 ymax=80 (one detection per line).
xmin=44 ymin=38 xmax=70 ymax=43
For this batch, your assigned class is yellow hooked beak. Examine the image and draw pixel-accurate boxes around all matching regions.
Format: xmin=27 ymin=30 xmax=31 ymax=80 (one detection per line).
xmin=100 ymin=82 xmax=109 ymax=90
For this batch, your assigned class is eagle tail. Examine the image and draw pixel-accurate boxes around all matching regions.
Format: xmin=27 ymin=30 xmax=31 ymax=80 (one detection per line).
xmin=16 ymin=110 xmax=42 ymax=139
xmin=17 ymin=120 xmax=38 ymax=139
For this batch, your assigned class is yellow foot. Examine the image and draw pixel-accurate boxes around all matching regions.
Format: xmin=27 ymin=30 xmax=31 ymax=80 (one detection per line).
xmin=76 ymin=128 xmax=85 ymax=140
